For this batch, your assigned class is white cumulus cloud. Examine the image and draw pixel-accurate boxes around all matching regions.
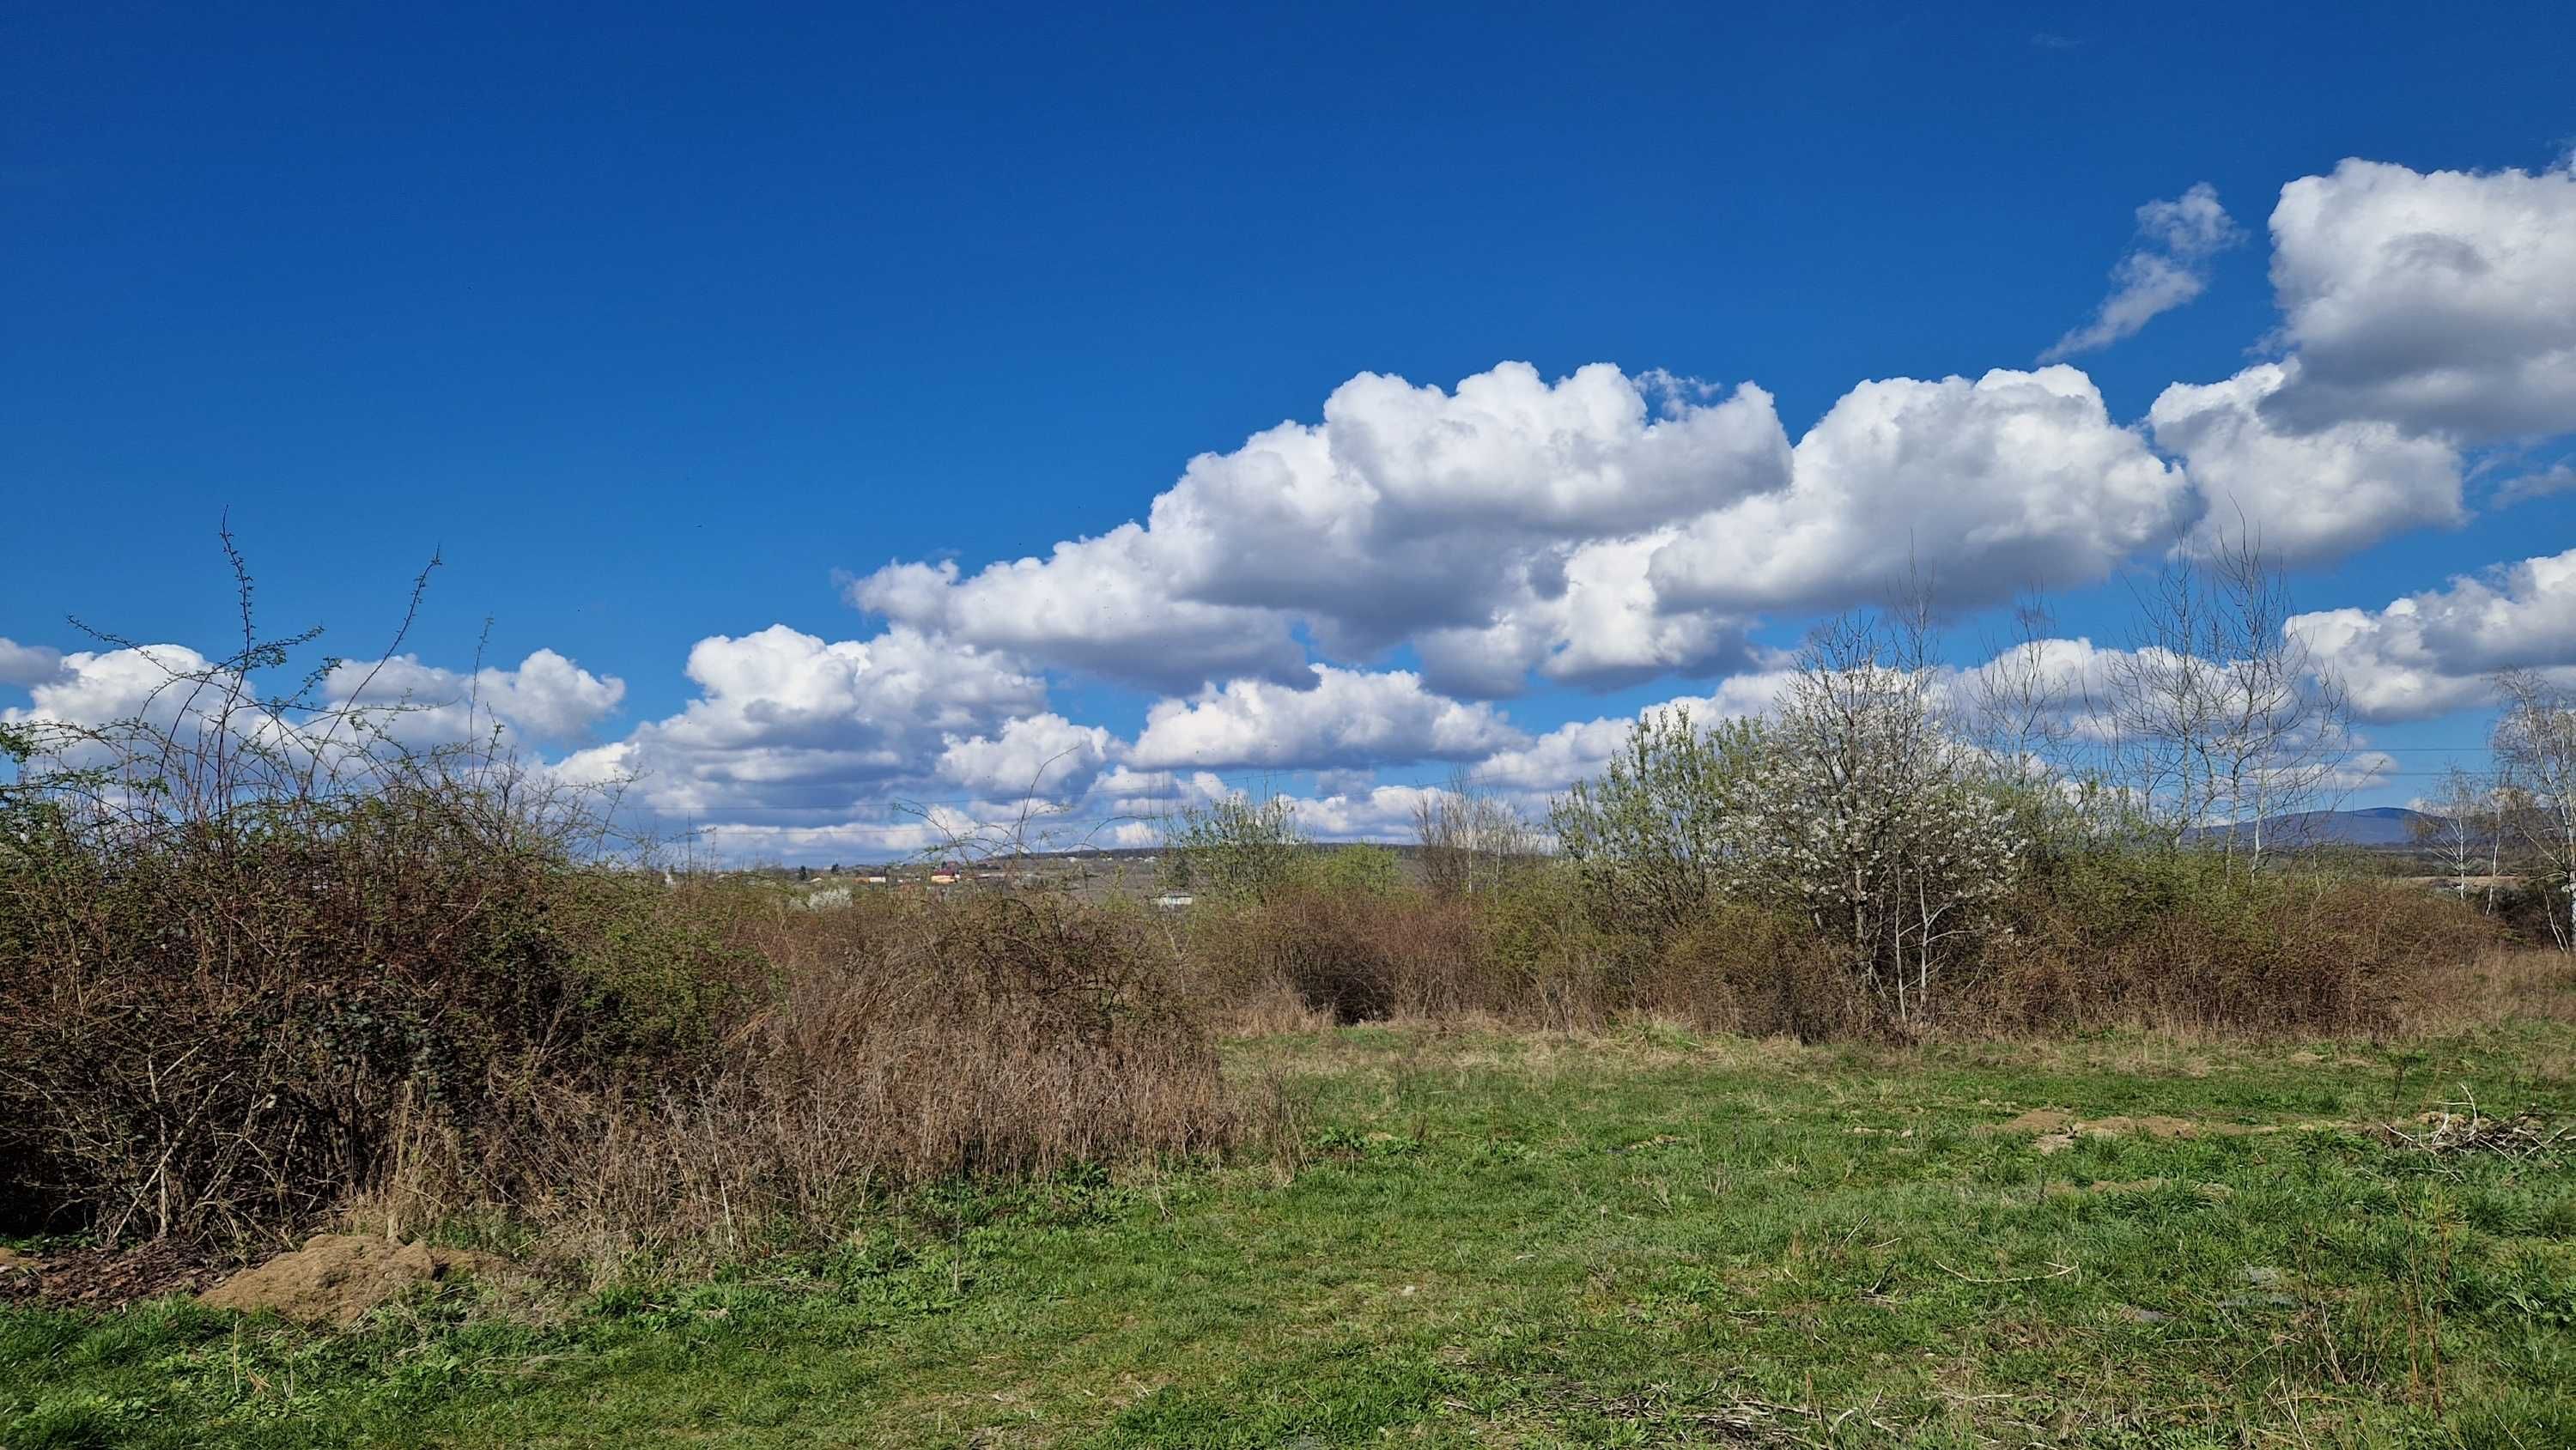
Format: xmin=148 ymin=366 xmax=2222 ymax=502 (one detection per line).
xmin=0 ymin=638 xmax=65 ymax=689
xmin=568 ymin=623 xmax=1048 ymax=818
xmin=325 ymin=649 xmax=626 ymax=743
xmin=935 ymin=712 xmax=1121 ymax=798
xmin=2149 ymin=361 xmax=2464 ymax=562
xmin=1648 ymin=367 xmax=2189 ymax=614
xmin=2263 ymin=156 xmax=2576 ymax=440
xmin=3 ymin=645 xmax=222 ymax=734
xmin=2290 ymin=546 xmax=2576 ymax=720
xmin=855 ymin=361 xmax=1792 ymax=696
xmin=1129 ymin=664 xmax=1523 ymax=772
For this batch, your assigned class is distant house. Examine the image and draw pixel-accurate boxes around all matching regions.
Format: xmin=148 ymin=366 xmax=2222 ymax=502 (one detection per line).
xmin=929 ymin=871 xmax=960 ymax=885
xmin=1151 ymin=891 xmax=1194 ymax=910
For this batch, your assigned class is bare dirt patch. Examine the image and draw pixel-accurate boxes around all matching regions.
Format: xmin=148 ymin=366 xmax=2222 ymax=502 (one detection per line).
xmin=0 ymin=1239 xmax=229 ymax=1309
xmin=196 ymin=1235 xmax=514 ymax=1326
xmin=1979 ymin=1109 xmax=2274 ymax=1155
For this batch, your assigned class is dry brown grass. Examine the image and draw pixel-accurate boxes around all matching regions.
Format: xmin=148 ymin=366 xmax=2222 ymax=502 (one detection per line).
xmin=2389 ymin=947 xmax=2576 ymax=1034
xmin=355 ymin=889 xmax=1238 ymax=1275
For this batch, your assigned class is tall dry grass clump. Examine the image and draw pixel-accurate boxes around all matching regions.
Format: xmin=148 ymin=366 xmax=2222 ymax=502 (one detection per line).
xmin=367 ymin=889 xmax=1236 ymax=1271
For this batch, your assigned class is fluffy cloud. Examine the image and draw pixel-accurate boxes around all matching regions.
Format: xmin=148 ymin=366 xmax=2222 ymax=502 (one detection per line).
xmin=1269 ymin=784 xmax=1449 ymax=842
xmin=1413 ymin=533 xmax=1765 ymax=697
xmin=567 ymin=624 xmax=1047 ymax=817
xmin=2149 ymin=361 xmax=2464 ymax=561
xmin=2042 ymin=182 xmax=2244 ymax=361
xmin=325 ymin=649 xmax=626 ymax=743
xmin=935 ymin=712 xmax=1121 ymax=797
xmin=2290 ymin=546 xmax=2576 ymax=720
xmin=856 ymin=538 xmax=1308 ymax=695
xmin=4 ymin=642 xmax=628 ymax=780
xmin=3 ymin=645 xmax=221 ymax=733
xmin=849 ymin=158 xmax=2576 ymax=707
xmin=1130 ymin=665 xmax=1522 ymax=772
xmin=855 ymin=361 xmax=1793 ymax=695
xmin=1648 ymin=367 xmax=2189 ymax=613
xmin=861 ymin=362 xmax=2208 ymax=701
xmin=0 ymin=638 xmax=64 ymax=689
xmin=2263 ymin=156 xmax=2576 ymax=440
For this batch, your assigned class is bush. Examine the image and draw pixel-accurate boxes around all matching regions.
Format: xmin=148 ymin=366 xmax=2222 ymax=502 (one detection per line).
xmin=0 ymin=585 xmax=1242 ymax=1259
xmin=1169 ymin=841 xmax=2503 ymax=1045
xmin=1645 ymin=903 xmax=1867 ymax=1040
xmin=0 ymin=771 xmax=750 ymax=1248
xmin=1967 ymin=852 xmax=2503 ymax=1034
xmin=1184 ymin=865 xmax=1647 ymax=1030
xmin=374 ymin=888 xmax=1237 ymax=1271
xmin=1159 ymin=793 xmax=1305 ymax=903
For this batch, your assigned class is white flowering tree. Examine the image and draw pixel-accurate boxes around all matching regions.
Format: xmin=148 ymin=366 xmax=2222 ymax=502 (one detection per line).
xmin=1720 ymin=612 xmax=2024 ymax=1024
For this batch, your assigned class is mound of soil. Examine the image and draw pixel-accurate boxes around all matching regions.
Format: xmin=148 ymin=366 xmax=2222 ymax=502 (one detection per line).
xmin=196 ymin=1234 xmax=513 ymax=1326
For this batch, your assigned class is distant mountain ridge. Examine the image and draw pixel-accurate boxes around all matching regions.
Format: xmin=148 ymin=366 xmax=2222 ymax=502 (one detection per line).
xmin=2183 ymin=807 xmax=2433 ymax=848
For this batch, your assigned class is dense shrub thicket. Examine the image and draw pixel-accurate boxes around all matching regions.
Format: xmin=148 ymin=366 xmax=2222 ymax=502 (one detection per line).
xmin=0 ymin=771 xmax=741 ymax=1247
xmin=1168 ymin=845 xmax=2506 ymax=1042
xmin=0 ymin=634 xmax=1233 ymax=1258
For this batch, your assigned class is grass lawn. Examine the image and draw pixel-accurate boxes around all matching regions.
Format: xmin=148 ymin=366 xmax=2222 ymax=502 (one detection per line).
xmin=5 ymin=1024 xmax=2574 ymax=1447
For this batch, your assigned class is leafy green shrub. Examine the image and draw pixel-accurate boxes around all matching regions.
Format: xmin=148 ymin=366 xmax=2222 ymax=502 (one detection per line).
xmin=1288 ymin=844 xmax=1402 ymax=897
xmin=1159 ymin=793 xmax=1305 ymax=903
xmin=1546 ymin=706 xmax=1756 ymax=940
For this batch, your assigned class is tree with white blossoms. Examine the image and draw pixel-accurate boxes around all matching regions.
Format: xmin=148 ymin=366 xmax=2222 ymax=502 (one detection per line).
xmin=1719 ymin=611 xmax=2025 ymax=1024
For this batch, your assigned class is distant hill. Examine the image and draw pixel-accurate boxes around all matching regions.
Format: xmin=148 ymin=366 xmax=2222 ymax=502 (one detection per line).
xmin=2184 ymin=807 xmax=2433 ymax=848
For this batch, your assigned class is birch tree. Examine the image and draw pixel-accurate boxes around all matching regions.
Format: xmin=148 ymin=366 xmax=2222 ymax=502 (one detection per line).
xmin=2494 ymin=670 xmax=2576 ymax=950
xmin=1413 ymin=772 xmax=1540 ymax=899
xmin=2098 ymin=530 xmax=2355 ymax=873
xmin=2410 ymin=764 xmax=2491 ymax=905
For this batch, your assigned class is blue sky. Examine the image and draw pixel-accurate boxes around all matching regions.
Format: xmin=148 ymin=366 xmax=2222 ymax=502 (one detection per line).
xmin=6 ymin=2 xmax=2575 ymax=858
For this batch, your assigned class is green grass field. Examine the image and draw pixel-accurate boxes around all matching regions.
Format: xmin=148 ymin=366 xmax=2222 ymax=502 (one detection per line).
xmin=6 ymin=1025 xmax=2574 ymax=1448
